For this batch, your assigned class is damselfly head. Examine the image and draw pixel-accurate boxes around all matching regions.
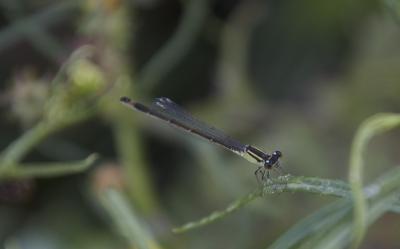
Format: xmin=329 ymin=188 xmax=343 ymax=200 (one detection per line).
xmin=120 ymin=96 xmax=131 ymax=103
xmin=265 ymin=150 xmax=282 ymax=168
xmin=273 ymin=150 xmax=282 ymax=158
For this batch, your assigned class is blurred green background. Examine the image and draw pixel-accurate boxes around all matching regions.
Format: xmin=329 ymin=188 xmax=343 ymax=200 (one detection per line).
xmin=0 ymin=0 xmax=399 ymax=248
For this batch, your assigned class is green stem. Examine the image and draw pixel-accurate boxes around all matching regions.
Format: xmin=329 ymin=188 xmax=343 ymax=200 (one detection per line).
xmin=99 ymin=188 xmax=163 ymax=249
xmin=137 ymin=0 xmax=210 ymax=92
xmin=1 ymin=154 xmax=98 ymax=179
xmin=0 ymin=2 xmax=77 ymax=51
xmin=173 ymin=188 xmax=261 ymax=234
xmin=113 ymin=120 xmax=160 ymax=215
xmin=0 ymin=121 xmax=56 ymax=168
xmin=348 ymin=113 xmax=400 ymax=249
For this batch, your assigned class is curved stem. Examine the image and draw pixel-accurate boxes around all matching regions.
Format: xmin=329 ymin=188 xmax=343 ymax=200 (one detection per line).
xmin=1 ymin=154 xmax=98 ymax=179
xmin=0 ymin=121 xmax=55 ymax=168
xmin=137 ymin=0 xmax=210 ymax=92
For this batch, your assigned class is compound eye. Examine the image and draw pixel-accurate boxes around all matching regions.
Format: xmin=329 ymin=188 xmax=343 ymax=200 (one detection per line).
xmin=274 ymin=151 xmax=282 ymax=157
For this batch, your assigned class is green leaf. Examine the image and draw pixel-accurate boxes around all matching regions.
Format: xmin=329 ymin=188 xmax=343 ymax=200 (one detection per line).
xmin=278 ymin=166 xmax=400 ymax=249
xmin=268 ymin=200 xmax=351 ymax=249
xmin=388 ymin=199 xmax=400 ymax=213
xmin=173 ymin=175 xmax=351 ymax=234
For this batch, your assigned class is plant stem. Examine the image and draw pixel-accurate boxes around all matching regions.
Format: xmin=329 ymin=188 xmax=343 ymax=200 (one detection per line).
xmin=99 ymin=188 xmax=163 ymax=249
xmin=0 ymin=154 xmax=98 ymax=179
xmin=0 ymin=121 xmax=55 ymax=168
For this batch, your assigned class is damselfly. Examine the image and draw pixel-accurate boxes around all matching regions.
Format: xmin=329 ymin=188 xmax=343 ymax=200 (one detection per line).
xmin=120 ymin=97 xmax=282 ymax=180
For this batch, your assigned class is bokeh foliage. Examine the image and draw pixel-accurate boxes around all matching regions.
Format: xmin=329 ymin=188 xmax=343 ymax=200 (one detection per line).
xmin=0 ymin=0 xmax=399 ymax=248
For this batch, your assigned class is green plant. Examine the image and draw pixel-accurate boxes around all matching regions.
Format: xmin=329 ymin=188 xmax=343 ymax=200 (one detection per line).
xmin=0 ymin=47 xmax=101 ymax=179
xmin=173 ymin=113 xmax=400 ymax=249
